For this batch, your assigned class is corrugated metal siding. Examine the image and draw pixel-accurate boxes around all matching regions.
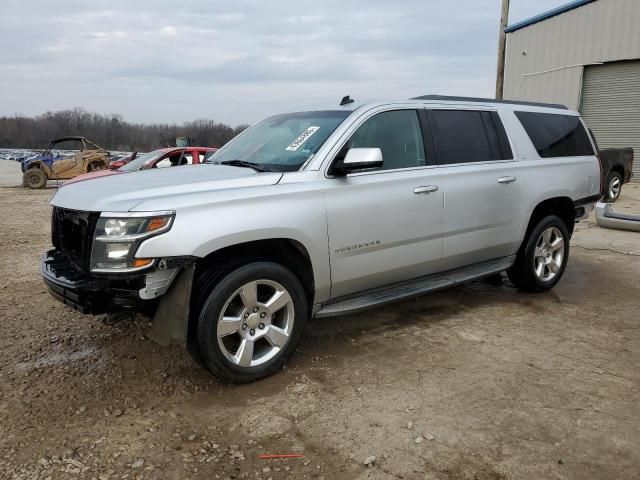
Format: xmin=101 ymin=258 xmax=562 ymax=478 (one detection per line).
xmin=503 ymin=0 xmax=640 ymax=109
xmin=581 ymin=60 xmax=640 ymax=182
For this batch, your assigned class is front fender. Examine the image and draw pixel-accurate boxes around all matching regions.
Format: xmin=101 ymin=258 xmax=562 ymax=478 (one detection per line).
xmin=135 ymin=189 xmax=331 ymax=302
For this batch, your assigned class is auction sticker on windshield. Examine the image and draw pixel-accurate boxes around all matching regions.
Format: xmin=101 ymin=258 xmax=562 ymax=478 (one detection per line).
xmin=286 ymin=126 xmax=320 ymax=151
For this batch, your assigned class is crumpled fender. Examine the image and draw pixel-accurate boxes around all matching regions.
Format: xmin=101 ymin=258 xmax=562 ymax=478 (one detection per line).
xmin=147 ymin=266 xmax=194 ymax=346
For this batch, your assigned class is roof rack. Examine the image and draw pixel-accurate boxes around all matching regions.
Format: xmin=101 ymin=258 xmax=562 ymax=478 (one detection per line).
xmin=410 ymin=95 xmax=568 ymax=110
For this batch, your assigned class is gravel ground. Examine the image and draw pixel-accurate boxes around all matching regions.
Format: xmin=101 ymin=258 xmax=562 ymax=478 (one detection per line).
xmin=1 ymin=166 xmax=639 ymax=479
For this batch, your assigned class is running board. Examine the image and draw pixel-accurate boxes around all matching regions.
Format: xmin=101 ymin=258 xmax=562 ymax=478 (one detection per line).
xmin=314 ymin=256 xmax=515 ymax=318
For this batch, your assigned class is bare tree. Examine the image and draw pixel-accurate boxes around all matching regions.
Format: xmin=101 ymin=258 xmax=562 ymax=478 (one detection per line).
xmin=0 ymin=107 xmax=247 ymax=151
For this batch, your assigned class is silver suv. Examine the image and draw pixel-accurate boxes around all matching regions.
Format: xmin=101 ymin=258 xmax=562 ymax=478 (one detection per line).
xmin=42 ymin=95 xmax=602 ymax=382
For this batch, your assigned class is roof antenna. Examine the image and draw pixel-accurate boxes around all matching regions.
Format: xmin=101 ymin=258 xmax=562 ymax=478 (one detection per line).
xmin=340 ymin=95 xmax=354 ymax=106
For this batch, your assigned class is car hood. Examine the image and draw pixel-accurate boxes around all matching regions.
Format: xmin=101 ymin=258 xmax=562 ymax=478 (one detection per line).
xmin=50 ymin=164 xmax=283 ymax=212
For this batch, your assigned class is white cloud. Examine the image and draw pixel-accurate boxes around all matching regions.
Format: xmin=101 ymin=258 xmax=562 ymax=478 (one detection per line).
xmin=0 ymin=0 xmax=570 ymax=126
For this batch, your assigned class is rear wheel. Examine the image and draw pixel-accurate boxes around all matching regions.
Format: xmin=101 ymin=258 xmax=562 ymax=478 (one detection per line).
xmin=195 ymin=262 xmax=307 ymax=383
xmin=605 ymin=171 xmax=623 ymax=202
xmin=23 ymin=169 xmax=47 ymax=189
xmin=87 ymin=162 xmax=105 ymax=172
xmin=507 ymin=215 xmax=570 ymax=292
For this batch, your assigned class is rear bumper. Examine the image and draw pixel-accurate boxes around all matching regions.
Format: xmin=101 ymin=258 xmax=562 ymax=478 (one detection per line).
xmin=595 ymin=202 xmax=640 ymax=232
xmin=41 ymin=250 xmax=145 ymax=315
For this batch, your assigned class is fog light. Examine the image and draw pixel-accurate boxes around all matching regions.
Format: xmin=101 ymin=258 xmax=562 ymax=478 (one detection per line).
xmin=106 ymin=243 xmax=131 ymax=259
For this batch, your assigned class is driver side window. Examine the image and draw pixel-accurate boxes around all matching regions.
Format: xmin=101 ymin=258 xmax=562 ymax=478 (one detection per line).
xmin=346 ymin=110 xmax=426 ymax=171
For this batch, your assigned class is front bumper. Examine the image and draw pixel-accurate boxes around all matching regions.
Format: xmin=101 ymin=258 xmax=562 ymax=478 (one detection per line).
xmin=41 ymin=250 xmax=145 ymax=315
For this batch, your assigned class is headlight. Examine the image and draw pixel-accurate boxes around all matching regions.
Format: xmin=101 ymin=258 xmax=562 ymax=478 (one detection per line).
xmin=90 ymin=211 xmax=174 ymax=272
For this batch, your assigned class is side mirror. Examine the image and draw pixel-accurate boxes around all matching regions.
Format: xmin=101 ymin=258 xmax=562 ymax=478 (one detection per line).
xmin=331 ymin=148 xmax=383 ymax=176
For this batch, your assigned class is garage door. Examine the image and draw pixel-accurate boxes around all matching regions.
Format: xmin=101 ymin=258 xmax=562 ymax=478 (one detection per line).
xmin=580 ymin=60 xmax=640 ymax=183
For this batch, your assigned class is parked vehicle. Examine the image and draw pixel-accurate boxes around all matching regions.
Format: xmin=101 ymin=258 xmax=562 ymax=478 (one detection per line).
xmin=41 ymin=95 xmax=601 ymax=383
xmin=65 ymin=146 xmax=218 ymax=185
xmin=22 ymin=136 xmax=110 ymax=189
xmin=598 ymin=148 xmax=634 ymax=202
xmin=109 ymin=151 xmax=138 ymax=170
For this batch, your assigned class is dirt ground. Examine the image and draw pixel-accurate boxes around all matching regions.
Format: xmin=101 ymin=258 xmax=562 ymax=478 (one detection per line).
xmin=1 ymin=162 xmax=639 ymax=479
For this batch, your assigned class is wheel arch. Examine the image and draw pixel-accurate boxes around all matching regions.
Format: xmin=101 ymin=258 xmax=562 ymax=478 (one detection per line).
xmin=523 ymin=196 xmax=575 ymax=244
xmin=609 ymin=165 xmax=624 ymax=179
xmin=26 ymin=160 xmax=52 ymax=176
xmin=185 ymin=238 xmax=316 ymax=365
xmin=193 ymin=238 xmax=315 ymax=306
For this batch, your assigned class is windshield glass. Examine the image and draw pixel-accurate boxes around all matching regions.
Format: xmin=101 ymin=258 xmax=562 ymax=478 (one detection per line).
xmin=119 ymin=149 xmax=167 ymax=172
xmin=208 ymin=110 xmax=351 ymax=172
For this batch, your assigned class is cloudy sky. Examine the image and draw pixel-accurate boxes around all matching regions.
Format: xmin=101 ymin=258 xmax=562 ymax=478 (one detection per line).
xmin=0 ymin=0 xmax=569 ymax=126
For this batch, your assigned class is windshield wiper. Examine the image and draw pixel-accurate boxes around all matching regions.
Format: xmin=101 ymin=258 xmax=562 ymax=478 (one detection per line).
xmin=217 ymin=160 xmax=272 ymax=172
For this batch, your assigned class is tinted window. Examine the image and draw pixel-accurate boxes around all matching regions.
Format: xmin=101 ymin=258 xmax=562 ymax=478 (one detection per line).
xmin=346 ymin=110 xmax=426 ymax=170
xmin=429 ymin=110 xmax=500 ymax=165
xmin=515 ymin=111 xmax=594 ymax=158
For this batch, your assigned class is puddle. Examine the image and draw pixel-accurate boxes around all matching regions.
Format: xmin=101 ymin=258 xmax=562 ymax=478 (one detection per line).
xmin=15 ymin=347 xmax=97 ymax=372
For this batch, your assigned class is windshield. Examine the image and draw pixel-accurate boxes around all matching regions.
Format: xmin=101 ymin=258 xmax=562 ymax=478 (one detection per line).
xmin=119 ymin=149 xmax=168 ymax=172
xmin=208 ymin=110 xmax=351 ymax=172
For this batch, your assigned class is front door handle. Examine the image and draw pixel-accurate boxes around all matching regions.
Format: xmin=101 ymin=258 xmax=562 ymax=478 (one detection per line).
xmin=497 ymin=176 xmax=517 ymax=184
xmin=413 ymin=185 xmax=439 ymax=194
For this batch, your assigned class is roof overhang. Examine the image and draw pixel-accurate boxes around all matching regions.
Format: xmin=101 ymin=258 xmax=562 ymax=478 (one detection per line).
xmin=505 ymin=0 xmax=596 ymax=33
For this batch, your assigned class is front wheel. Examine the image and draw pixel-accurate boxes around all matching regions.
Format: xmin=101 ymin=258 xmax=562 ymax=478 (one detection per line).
xmin=195 ymin=262 xmax=307 ymax=383
xmin=507 ymin=215 xmax=570 ymax=292
xmin=23 ymin=169 xmax=47 ymax=189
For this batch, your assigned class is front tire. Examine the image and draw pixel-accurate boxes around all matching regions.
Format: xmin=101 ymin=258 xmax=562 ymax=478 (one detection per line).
xmin=507 ymin=215 xmax=570 ymax=292
xmin=23 ymin=168 xmax=47 ymax=189
xmin=195 ymin=262 xmax=307 ymax=383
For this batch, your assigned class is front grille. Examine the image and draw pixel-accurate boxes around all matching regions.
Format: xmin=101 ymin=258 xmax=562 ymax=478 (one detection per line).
xmin=51 ymin=207 xmax=100 ymax=272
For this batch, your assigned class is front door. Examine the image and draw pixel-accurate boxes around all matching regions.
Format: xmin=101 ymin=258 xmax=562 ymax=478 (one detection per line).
xmin=323 ymin=108 xmax=444 ymax=299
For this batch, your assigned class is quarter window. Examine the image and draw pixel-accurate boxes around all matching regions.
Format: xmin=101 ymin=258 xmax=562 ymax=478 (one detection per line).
xmin=429 ymin=110 xmax=504 ymax=165
xmin=346 ymin=110 xmax=426 ymax=171
xmin=515 ymin=111 xmax=594 ymax=158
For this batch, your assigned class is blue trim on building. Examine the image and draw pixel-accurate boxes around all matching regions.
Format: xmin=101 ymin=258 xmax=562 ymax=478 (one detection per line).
xmin=505 ymin=0 xmax=597 ymax=33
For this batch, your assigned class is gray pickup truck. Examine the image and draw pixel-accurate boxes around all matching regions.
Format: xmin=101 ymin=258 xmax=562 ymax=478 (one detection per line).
xmin=42 ymin=95 xmax=601 ymax=382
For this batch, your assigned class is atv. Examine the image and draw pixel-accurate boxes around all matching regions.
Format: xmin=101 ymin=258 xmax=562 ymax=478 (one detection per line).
xmin=22 ymin=136 xmax=110 ymax=189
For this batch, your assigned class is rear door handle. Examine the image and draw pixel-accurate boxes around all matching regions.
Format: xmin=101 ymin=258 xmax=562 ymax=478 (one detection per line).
xmin=497 ymin=176 xmax=517 ymax=184
xmin=413 ymin=185 xmax=439 ymax=194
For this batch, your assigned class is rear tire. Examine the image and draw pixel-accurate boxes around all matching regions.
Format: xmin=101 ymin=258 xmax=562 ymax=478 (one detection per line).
xmin=195 ymin=262 xmax=307 ymax=383
xmin=605 ymin=171 xmax=623 ymax=202
xmin=87 ymin=162 xmax=105 ymax=172
xmin=23 ymin=169 xmax=47 ymax=189
xmin=507 ymin=215 xmax=570 ymax=292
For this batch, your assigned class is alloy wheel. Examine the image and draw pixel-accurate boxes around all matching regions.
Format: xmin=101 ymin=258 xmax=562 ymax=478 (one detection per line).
xmin=216 ymin=280 xmax=294 ymax=368
xmin=533 ymin=226 xmax=565 ymax=282
xmin=609 ymin=177 xmax=621 ymax=200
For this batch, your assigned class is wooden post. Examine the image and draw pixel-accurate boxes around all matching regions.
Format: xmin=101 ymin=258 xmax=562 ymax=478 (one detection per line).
xmin=495 ymin=0 xmax=510 ymax=99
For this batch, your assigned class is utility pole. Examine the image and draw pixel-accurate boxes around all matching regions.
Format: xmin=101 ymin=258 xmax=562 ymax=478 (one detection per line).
xmin=495 ymin=0 xmax=510 ymax=99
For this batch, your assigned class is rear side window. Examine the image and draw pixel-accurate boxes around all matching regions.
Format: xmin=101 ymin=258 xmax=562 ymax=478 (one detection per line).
xmin=428 ymin=110 xmax=511 ymax=165
xmin=515 ymin=111 xmax=594 ymax=158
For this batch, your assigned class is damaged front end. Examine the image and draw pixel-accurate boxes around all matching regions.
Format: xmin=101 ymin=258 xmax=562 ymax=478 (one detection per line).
xmin=41 ymin=206 xmax=197 ymax=346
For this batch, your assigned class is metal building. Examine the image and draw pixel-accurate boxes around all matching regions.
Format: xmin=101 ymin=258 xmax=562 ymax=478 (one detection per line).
xmin=502 ymin=0 xmax=640 ymax=181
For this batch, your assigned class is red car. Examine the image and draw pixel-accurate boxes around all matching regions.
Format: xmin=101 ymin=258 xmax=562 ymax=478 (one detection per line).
xmin=66 ymin=147 xmax=218 ymax=185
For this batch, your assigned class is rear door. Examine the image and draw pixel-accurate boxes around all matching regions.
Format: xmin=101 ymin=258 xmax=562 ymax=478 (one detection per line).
xmin=323 ymin=108 xmax=443 ymax=298
xmin=427 ymin=108 xmax=522 ymax=269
